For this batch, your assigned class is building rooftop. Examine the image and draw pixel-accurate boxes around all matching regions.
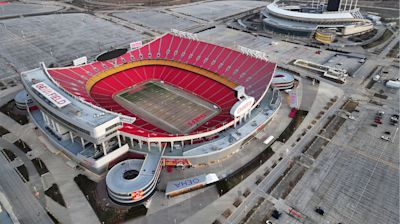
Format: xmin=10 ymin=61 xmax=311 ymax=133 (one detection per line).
xmin=21 ymin=66 xmax=118 ymax=128
xmin=267 ymin=3 xmax=355 ymax=21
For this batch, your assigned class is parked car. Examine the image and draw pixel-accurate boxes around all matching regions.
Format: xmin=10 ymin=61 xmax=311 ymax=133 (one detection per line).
xmin=315 ymin=207 xmax=325 ymax=216
xmin=271 ymin=210 xmax=281 ymax=219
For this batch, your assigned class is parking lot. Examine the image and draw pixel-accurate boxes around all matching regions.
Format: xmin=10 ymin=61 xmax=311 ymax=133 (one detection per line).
xmin=0 ymin=2 xmax=62 ymax=19
xmin=366 ymin=64 xmax=400 ymax=107
xmin=113 ymin=9 xmax=201 ymax=33
xmin=0 ymin=13 xmax=148 ymax=82
xmin=168 ymin=0 xmax=267 ymax=21
xmin=285 ymin=103 xmax=399 ymax=224
xmin=322 ymin=54 xmax=365 ymax=76
xmin=197 ymin=26 xmax=335 ymax=65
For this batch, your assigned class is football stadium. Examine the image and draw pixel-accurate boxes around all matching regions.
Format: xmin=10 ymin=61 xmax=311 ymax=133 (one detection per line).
xmin=21 ymin=30 xmax=280 ymax=204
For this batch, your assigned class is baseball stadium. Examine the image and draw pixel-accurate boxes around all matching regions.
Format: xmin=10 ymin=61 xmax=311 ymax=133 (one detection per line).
xmin=20 ymin=31 xmax=280 ymax=204
xmin=261 ymin=0 xmax=374 ymax=43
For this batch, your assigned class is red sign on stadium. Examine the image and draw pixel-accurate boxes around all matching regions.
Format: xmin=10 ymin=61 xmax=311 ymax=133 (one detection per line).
xmin=32 ymin=82 xmax=71 ymax=108
xmin=130 ymin=41 xmax=142 ymax=50
xmin=230 ymin=97 xmax=255 ymax=117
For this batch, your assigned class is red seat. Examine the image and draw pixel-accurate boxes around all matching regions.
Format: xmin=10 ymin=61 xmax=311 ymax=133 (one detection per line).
xmin=46 ymin=32 xmax=276 ymax=139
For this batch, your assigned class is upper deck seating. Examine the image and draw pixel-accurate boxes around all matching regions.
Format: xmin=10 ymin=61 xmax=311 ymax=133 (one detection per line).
xmin=46 ymin=32 xmax=275 ymax=137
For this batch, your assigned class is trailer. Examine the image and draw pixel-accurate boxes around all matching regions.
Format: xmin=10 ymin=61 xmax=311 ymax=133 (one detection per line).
xmin=385 ymin=80 xmax=400 ymax=89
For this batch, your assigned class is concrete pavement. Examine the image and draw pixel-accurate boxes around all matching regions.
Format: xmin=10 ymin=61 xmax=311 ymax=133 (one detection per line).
xmin=36 ymin=132 xmax=101 ymax=224
xmin=0 ymin=111 xmax=100 ymax=224
xmin=128 ymin=186 xmax=219 ymax=224
xmin=0 ymin=152 xmax=53 ymax=224
xmin=0 ymin=85 xmax=23 ymax=107
xmin=0 ymin=138 xmax=46 ymax=205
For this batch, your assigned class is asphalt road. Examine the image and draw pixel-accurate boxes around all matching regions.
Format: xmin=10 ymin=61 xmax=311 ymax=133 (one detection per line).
xmin=0 ymin=152 xmax=53 ymax=224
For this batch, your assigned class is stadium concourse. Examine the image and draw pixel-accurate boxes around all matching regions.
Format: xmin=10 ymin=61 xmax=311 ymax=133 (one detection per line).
xmin=21 ymin=31 xmax=280 ymax=204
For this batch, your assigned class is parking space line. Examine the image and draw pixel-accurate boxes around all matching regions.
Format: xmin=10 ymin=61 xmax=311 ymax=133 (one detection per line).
xmin=337 ymin=143 xmax=398 ymax=171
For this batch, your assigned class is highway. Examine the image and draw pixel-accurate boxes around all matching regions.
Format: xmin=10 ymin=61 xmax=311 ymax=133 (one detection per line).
xmin=0 ymin=152 xmax=53 ymax=224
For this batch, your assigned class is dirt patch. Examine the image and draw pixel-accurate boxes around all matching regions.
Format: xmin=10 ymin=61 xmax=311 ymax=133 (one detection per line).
xmin=387 ymin=42 xmax=399 ymax=58
xmin=266 ymin=163 xmax=293 ymax=194
xmin=340 ymin=99 xmax=358 ymax=112
xmin=47 ymin=212 xmax=60 ymax=224
xmin=222 ymin=209 xmax=232 ymax=219
xmin=13 ymin=140 xmax=32 ymax=153
xmin=363 ymin=29 xmax=393 ymax=49
xmin=74 ymin=174 xmax=147 ymax=224
xmin=2 ymin=148 xmax=17 ymax=161
xmin=0 ymin=126 xmax=10 ymax=137
xmin=16 ymin=165 xmax=29 ymax=182
xmin=277 ymin=110 xmax=308 ymax=143
xmin=216 ymin=146 xmax=274 ymax=195
xmin=0 ymin=100 xmax=29 ymax=125
xmin=366 ymin=80 xmax=376 ymax=89
xmin=304 ymin=137 xmax=329 ymax=159
xmin=369 ymin=100 xmax=384 ymax=106
xmin=32 ymin=158 xmax=49 ymax=176
xmin=321 ymin=116 xmax=346 ymax=139
xmin=213 ymin=220 xmax=222 ymax=224
xmin=374 ymin=93 xmax=388 ymax=99
xmin=233 ymin=198 xmax=242 ymax=207
xmin=271 ymin=162 xmax=307 ymax=199
xmin=45 ymin=184 xmax=66 ymax=207
xmin=239 ymin=197 xmax=265 ymax=224
xmin=349 ymin=29 xmax=377 ymax=42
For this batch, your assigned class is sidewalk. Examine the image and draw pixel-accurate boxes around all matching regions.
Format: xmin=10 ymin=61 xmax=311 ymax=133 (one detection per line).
xmin=0 ymin=138 xmax=45 ymax=205
xmin=0 ymin=112 xmax=100 ymax=224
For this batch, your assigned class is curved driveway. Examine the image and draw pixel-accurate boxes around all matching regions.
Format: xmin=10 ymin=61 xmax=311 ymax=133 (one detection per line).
xmin=0 ymin=152 xmax=53 ymax=224
xmin=0 ymin=138 xmax=46 ymax=205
